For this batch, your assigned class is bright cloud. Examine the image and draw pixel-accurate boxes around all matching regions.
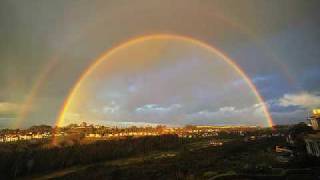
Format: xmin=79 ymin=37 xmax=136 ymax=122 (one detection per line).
xmin=218 ymin=106 xmax=236 ymax=112
xmin=102 ymin=101 xmax=120 ymax=114
xmin=0 ymin=102 xmax=20 ymax=115
xmin=278 ymin=92 xmax=320 ymax=108
xmin=103 ymin=106 xmax=120 ymax=114
xmin=196 ymin=104 xmax=265 ymax=117
xmin=135 ymin=104 xmax=182 ymax=113
xmin=187 ymin=103 xmax=268 ymax=126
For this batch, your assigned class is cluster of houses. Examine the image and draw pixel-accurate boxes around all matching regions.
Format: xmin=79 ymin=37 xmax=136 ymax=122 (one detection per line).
xmin=0 ymin=123 xmax=251 ymax=143
xmin=86 ymin=132 xmax=159 ymax=138
xmin=85 ymin=129 xmax=221 ymax=139
xmin=0 ymin=122 xmax=266 ymax=144
xmin=244 ymin=133 xmax=285 ymax=142
xmin=0 ymin=132 xmax=52 ymax=143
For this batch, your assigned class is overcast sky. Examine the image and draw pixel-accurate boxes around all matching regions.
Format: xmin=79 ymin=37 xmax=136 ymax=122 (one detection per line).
xmin=0 ymin=0 xmax=320 ymax=128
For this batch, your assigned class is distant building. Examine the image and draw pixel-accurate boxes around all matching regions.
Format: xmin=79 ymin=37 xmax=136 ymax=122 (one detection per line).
xmin=309 ymin=109 xmax=320 ymax=131
xmin=305 ymin=133 xmax=320 ymax=157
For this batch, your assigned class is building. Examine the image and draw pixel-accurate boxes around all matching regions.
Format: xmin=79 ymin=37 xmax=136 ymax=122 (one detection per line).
xmin=305 ymin=133 xmax=320 ymax=157
xmin=301 ymin=109 xmax=320 ymax=157
xmin=275 ymin=145 xmax=293 ymax=154
xmin=309 ymin=109 xmax=320 ymax=131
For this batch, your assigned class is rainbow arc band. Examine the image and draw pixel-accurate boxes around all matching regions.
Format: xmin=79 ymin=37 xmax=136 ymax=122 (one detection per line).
xmin=16 ymin=10 xmax=295 ymax=129
xmin=56 ymin=34 xmax=274 ymax=128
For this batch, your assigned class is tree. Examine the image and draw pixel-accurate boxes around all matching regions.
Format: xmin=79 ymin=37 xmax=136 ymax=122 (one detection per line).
xmin=288 ymin=122 xmax=313 ymax=150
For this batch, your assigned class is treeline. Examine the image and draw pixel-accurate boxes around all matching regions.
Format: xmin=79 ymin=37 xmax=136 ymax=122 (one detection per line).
xmin=0 ymin=125 xmax=53 ymax=136
xmin=0 ymin=134 xmax=186 ymax=179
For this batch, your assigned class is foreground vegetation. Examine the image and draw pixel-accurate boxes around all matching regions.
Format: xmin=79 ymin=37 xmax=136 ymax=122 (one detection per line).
xmin=47 ymin=136 xmax=320 ymax=180
xmin=0 ymin=134 xmax=186 ymax=179
xmin=50 ymin=137 xmax=285 ymax=179
xmin=1 ymin=125 xmax=320 ymax=180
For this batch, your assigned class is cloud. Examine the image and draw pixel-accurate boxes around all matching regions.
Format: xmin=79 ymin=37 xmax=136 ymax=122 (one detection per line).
xmin=271 ymin=109 xmax=306 ymax=125
xmin=103 ymin=106 xmax=120 ymax=114
xmin=231 ymin=75 xmax=272 ymax=86
xmin=187 ymin=103 xmax=268 ymax=126
xmin=278 ymin=92 xmax=320 ymax=108
xmin=101 ymin=101 xmax=120 ymax=114
xmin=0 ymin=102 xmax=20 ymax=112
xmin=0 ymin=102 xmax=20 ymax=117
xmin=135 ymin=104 xmax=182 ymax=114
xmin=218 ymin=106 xmax=236 ymax=113
xmin=196 ymin=104 xmax=265 ymax=117
xmin=269 ymin=92 xmax=320 ymax=124
xmin=97 ymin=120 xmax=161 ymax=127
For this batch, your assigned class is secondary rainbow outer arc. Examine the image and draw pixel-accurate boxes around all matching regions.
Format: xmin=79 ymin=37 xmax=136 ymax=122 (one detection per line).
xmin=56 ymin=34 xmax=274 ymax=128
xmin=14 ymin=58 xmax=59 ymax=128
xmin=16 ymin=11 xmax=295 ymax=128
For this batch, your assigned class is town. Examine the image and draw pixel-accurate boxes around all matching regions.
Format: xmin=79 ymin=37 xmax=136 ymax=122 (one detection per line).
xmin=0 ymin=109 xmax=320 ymax=179
xmin=1 ymin=109 xmax=320 ymax=159
xmin=0 ymin=122 xmax=260 ymax=143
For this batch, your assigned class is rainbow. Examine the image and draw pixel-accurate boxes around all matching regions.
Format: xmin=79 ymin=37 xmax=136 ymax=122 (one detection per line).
xmin=14 ymin=58 xmax=59 ymax=128
xmin=55 ymin=34 xmax=274 ymax=128
xmin=16 ymin=12 xmax=296 ymax=129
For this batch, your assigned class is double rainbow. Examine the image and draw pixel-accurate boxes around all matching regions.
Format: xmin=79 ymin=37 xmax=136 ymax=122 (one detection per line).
xmin=56 ymin=34 xmax=274 ymax=128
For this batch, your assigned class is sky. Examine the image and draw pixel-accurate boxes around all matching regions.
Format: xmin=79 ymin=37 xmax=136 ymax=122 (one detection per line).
xmin=0 ymin=0 xmax=320 ymax=128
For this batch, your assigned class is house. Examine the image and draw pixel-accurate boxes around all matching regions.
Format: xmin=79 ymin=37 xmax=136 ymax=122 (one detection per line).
xmin=305 ymin=133 xmax=320 ymax=157
xmin=309 ymin=109 xmax=320 ymax=130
